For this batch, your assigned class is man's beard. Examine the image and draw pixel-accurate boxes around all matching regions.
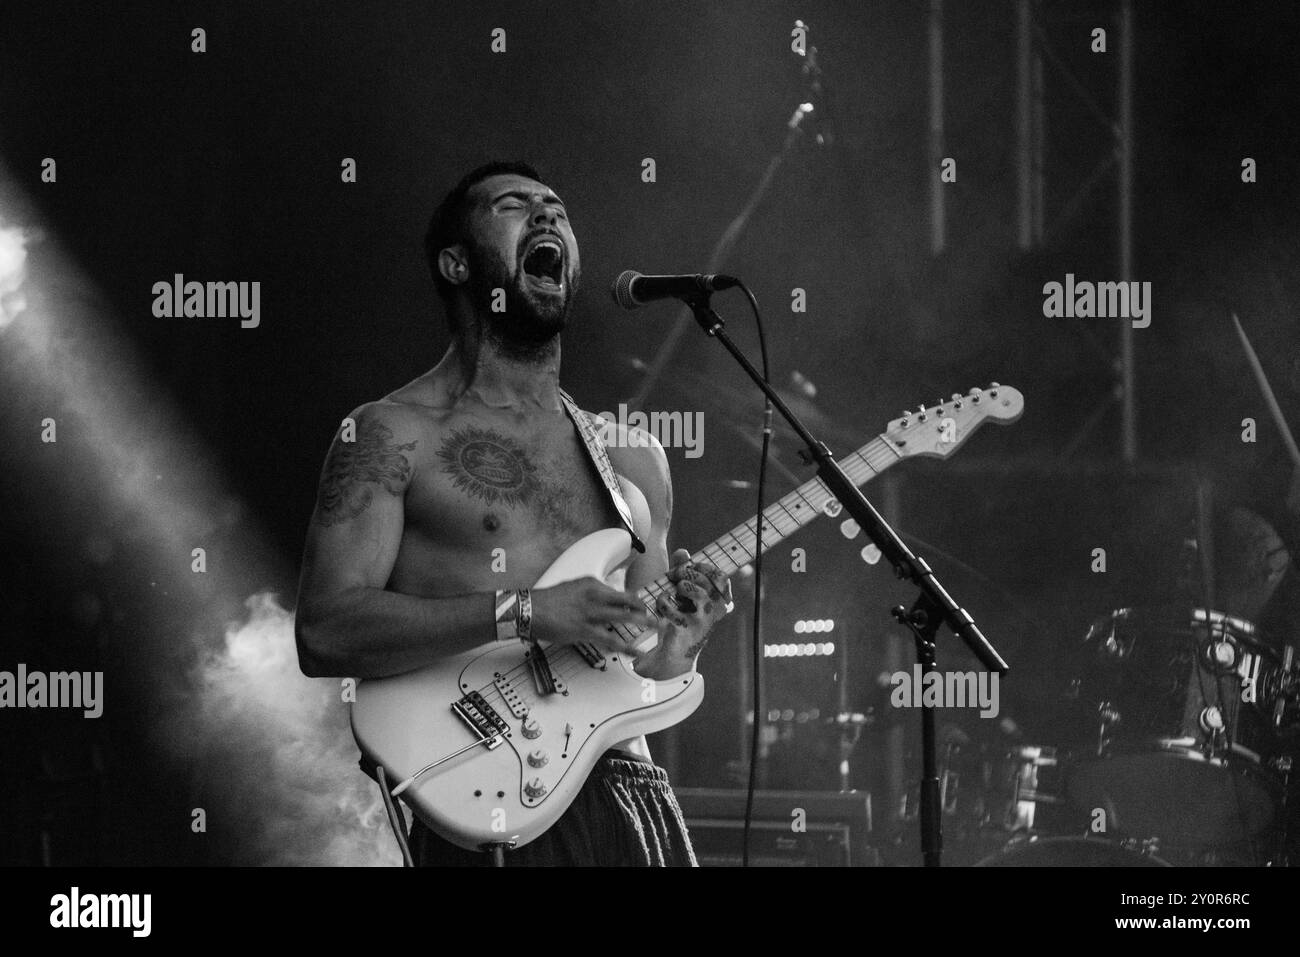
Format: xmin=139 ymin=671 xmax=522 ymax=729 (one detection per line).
xmin=466 ymin=240 xmax=579 ymax=360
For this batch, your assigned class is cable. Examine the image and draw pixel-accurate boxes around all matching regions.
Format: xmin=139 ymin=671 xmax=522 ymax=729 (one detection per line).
xmin=376 ymin=765 xmax=414 ymax=867
xmin=735 ymin=281 xmax=771 ymax=868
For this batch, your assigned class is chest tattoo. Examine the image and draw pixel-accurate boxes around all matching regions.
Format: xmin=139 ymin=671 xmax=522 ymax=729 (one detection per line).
xmin=437 ymin=427 xmax=541 ymax=508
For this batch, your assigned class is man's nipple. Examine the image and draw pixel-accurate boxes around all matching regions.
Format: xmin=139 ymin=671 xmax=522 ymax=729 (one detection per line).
xmin=483 ymin=513 xmax=501 ymax=532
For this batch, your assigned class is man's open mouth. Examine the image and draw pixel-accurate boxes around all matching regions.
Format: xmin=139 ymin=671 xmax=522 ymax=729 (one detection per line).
xmin=521 ymin=238 xmax=564 ymax=290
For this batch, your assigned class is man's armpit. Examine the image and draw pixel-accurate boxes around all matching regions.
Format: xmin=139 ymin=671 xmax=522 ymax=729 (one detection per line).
xmin=314 ymin=420 xmax=416 ymax=527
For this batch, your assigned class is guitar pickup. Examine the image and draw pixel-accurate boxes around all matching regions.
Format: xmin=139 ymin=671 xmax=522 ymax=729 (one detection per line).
xmin=452 ymin=691 xmax=508 ymax=749
xmin=493 ymin=673 xmax=529 ymax=719
xmin=526 ymin=643 xmax=567 ymax=697
xmin=575 ymin=642 xmax=606 ymax=669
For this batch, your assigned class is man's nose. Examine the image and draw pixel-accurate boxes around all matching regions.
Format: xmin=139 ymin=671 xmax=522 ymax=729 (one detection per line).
xmin=530 ymin=203 xmax=558 ymax=228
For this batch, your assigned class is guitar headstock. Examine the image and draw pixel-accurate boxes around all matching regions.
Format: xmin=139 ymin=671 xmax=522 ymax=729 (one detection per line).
xmin=883 ymin=383 xmax=1024 ymax=459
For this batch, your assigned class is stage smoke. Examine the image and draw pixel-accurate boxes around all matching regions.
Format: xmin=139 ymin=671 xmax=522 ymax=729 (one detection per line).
xmin=165 ymin=591 xmax=399 ymax=866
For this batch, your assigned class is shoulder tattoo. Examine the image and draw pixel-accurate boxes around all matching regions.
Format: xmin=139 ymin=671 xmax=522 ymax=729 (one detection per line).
xmin=437 ymin=427 xmax=540 ymax=508
xmin=314 ymin=421 xmax=416 ymax=526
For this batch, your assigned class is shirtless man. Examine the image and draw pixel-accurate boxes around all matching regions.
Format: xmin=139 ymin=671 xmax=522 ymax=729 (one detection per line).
xmin=294 ymin=161 xmax=732 ymax=866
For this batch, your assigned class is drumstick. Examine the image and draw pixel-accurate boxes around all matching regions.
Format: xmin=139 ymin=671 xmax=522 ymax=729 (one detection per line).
xmin=1232 ymin=313 xmax=1300 ymax=470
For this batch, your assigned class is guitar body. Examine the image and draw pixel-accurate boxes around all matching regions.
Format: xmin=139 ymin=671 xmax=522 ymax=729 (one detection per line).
xmin=350 ymin=528 xmax=704 ymax=852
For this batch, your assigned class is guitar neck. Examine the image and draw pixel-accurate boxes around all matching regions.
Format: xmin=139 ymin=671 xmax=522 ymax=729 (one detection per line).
xmin=636 ymin=433 xmax=903 ymax=613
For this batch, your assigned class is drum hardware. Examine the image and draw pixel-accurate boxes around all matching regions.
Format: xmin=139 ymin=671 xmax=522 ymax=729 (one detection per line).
xmin=1004 ymin=745 xmax=1064 ymax=832
xmin=1095 ymin=700 xmax=1120 ymax=757
xmin=974 ymin=835 xmax=1171 ymax=867
xmin=1118 ymin=835 xmax=1162 ymax=858
xmin=1270 ymin=645 xmax=1297 ymax=730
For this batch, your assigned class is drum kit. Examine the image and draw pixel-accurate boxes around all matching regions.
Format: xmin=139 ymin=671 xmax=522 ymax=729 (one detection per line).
xmin=918 ymin=604 xmax=1300 ymax=866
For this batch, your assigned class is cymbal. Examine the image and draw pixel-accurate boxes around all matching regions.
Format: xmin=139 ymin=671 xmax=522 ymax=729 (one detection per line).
xmin=1214 ymin=506 xmax=1290 ymax=621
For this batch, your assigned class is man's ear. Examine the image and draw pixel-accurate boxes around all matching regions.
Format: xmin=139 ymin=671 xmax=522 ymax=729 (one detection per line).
xmin=437 ymin=246 xmax=468 ymax=288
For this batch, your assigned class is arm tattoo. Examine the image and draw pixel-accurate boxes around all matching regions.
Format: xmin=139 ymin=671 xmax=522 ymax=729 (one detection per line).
xmin=684 ymin=636 xmax=710 ymax=660
xmin=314 ymin=422 xmax=416 ymax=526
xmin=437 ymin=427 xmax=540 ymax=507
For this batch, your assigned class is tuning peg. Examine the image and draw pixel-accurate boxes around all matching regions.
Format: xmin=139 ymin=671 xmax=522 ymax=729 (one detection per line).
xmin=950 ymin=393 xmax=963 ymax=408
xmin=840 ymin=518 xmax=860 ymax=539
xmin=860 ymin=544 xmax=882 ymax=565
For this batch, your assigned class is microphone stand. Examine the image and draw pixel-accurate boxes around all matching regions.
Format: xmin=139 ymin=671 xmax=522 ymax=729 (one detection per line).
xmin=629 ymin=98 xmax=822 ymax=411
xmin=682 ymin=291 xmax=1010 ymax=868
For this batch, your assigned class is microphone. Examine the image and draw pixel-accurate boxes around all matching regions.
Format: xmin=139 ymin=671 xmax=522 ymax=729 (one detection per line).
xmin=610 ymin=270 xmax=739 ymax=310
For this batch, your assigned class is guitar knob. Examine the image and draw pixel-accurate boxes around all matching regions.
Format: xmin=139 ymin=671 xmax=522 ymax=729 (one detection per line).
xmin=524 ymin=777 xmax=548 ymax=799
xmin=521 ymin=716 xmax=543 ymax=739
xmin=527 ymin=748 xmax=550 ymax=768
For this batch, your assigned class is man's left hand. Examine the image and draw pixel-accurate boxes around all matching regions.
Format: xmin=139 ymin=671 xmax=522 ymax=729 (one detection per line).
xmin=649 ymin=549 xmax=733 ymax=669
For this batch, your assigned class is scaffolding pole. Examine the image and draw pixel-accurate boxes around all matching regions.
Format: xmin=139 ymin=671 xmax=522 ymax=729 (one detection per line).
xmin=928 ymin=0 xmax=945 ymax=254
xmin=1016 ymin=0 xmax=1032 ymax=249
xmin=1118 ymin=0 xmax=1136 ymax=463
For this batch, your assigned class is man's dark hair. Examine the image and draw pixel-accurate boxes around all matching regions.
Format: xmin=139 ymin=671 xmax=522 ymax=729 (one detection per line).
xmin=424 ymin=160 xmax=544 ymax=307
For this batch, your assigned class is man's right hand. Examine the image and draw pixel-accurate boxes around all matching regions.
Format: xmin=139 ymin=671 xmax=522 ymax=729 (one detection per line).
xmin=529 ymin=578 xmax=657 ymax=654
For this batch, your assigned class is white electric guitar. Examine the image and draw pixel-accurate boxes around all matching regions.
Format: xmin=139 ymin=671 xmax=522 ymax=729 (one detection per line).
xmin=351 ymin=384 xmax=1024 ymax=851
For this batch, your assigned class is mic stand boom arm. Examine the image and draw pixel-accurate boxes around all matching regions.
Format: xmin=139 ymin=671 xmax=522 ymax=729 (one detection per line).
xmin=683 ymin=292 xmax=1010 ymax=868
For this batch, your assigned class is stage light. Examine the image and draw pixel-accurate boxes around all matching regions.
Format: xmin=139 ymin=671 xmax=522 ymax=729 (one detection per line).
xmin=0 ymin=218 xmax=28 ymax=328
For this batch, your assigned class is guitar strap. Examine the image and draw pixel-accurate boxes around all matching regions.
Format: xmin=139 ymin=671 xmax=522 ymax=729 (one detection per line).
xmin=558 ymin=388 xmax=646 ymax=554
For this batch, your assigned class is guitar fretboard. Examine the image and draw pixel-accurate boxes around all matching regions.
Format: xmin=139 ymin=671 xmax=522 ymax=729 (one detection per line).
xmin=616 ymin=433 xmax=904 ymax=646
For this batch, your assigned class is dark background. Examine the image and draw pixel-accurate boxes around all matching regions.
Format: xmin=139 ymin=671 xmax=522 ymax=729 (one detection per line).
xmin=2 ymin=0 xmax=1299 ymax=865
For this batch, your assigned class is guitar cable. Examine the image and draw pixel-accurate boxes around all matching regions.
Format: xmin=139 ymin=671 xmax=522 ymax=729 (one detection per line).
xmin=376 ymin=765 xmax=414 ymax=867
xmin=734 ymin=281 xmax=771 ymax=868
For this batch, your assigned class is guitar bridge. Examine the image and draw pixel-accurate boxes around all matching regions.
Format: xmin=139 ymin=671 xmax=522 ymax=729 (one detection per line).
xmin=452 ymin=690 xmax=509 ymax=749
